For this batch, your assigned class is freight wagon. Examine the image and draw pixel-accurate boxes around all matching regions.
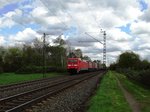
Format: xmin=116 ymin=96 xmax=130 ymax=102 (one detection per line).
xmin=67 ymin=58 xmax=101 ymax=74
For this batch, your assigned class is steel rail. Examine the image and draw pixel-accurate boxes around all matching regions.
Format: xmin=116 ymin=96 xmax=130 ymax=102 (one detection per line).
xmin=0 ymin=71 xmax=99 ymax=93
xmin=0 ymin=75 xmax=66 ymax=90
xmin=0 ymin=76 xmax=70 ymax=99
xmin=0 ymin=72 xmax=103 ymax=112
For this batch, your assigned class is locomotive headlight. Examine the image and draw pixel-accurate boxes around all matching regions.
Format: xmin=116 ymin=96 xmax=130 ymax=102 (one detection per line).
xmin=74 ymin=64 xmax=77 ymax=66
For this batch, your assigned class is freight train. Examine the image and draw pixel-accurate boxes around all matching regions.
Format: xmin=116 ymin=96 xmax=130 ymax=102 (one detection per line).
xmin=67 ymin=58 xmax=101 ymax=74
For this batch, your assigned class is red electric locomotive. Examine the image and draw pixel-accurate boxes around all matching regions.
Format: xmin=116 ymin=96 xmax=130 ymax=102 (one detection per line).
xmin=67 ymin=58 xmax=88 ymax=74
xmin=67 ymin=58 xmax=101 ymax=74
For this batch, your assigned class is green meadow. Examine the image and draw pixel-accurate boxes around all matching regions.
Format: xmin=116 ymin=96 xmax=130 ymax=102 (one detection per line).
xmin=0 ymin=72 xmax=65 ymax=85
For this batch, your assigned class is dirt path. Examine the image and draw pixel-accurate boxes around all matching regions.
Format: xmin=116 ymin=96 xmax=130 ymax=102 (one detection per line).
xmin=117 ymin=78 xmax=141 ymax=112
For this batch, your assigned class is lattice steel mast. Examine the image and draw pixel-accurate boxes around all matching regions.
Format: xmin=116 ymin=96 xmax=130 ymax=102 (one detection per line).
xmin=102 ymin=30 xmax=106 ymax=67
xmin=79 ymin=30 xmax=107 ymax=68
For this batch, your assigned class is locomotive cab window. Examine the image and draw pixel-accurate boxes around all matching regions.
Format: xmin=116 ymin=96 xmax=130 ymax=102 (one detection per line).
xmin=68 ymin=60 xmax=78 ymax=63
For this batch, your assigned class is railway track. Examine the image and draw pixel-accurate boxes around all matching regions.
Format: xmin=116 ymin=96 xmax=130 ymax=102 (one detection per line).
xmin=0 ymin=75 xmax=65 ymax=89
xmin=0 ymin=75 xmax=69 ymax=98
xmin=0 ymin=71 xmax=103 ymax=112
xmin=0 ymin=72 xmax=101 ymax=98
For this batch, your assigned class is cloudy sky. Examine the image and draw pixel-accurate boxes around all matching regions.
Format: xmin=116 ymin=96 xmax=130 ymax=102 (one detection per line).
xmin=0 ymin=0 xmax=150 ymax=65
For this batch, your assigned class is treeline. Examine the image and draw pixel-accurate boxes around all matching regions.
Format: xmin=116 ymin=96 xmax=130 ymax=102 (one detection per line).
xmin=0 ymin=38 xmax=67 ymax=74
xmin=109 ymin=51 xmax=150 ymax=87
xmin=0 ymin=37 xmax=102 ymax=74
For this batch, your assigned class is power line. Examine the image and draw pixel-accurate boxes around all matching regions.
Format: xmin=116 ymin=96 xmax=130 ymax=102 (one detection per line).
xmin=84 ymin=0 xmax=101 ymax=28
xmin=78 ymin=31 xmax=107 ymax=68
xmin=84 ymin=32 xmax=103 ymax=44
xmin=39 ymin=0 xmax=68 ymax=29
xmin=83 ymin=0 xmax=107 ymax=67
xmin=56 ymin=0 xmax=82 ymax=30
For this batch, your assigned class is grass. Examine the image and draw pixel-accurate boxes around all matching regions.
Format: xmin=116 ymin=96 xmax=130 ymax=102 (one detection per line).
xmin=0 ymin=72 xmax=66 ymax=85
xmin=116 ymin=72 xmax=150 ymax=112
xmin=88 ymin=71 xmax=132 ymax=112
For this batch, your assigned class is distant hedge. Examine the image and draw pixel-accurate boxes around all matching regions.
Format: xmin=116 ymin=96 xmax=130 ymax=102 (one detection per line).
xmin=0 ymin=67 xmax=3 ymax=74
xmin=117 ymin=69 xmax=150 ymax=87
xmin=15 ymin=65 xmax=67 ymax=74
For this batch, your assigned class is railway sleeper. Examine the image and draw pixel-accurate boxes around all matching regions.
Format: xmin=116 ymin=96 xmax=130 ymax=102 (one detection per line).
xmin=18 ymin=98 xmax=28 ymax=100
xmin=25 ymin=109 xmax=33 ymax=112
xmin=12 ymin=100 xmax=25 ymax=103
xmin=41 ymin=100 xmax=47 ymax=104
xmin=0 ymin=102 xmax=16 ymax=108
xmin=37 ymin=103 xmax=44 ymax=106
xmin=23 ymin=95 xmax=33 ymax=99
xmin=1 ymin=105 xmax=18 ymax=110
xmin=0 ymin=73 xmax=101 ymax=112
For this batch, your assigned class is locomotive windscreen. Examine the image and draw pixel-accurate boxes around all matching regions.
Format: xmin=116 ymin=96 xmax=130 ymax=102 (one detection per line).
xmin=68 ymin=60 xmax=77 ymax=63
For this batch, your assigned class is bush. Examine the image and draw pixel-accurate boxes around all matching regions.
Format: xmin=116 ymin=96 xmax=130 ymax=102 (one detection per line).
xmin=56 ymin=67 xmax=67 ymax=73
xmin=15 ymin=65 xmax=39 ymax=74
xmin=15 ymin=65 xmax=66 ymax=74
xmin=0 ymin=67 xmax=3 ymax=74
xmin=138 ymin=70 xmax=150 ymax=87
xmin=46 ymin=66 xmax=57 ymax=72
xmin=117 ymin=69 xmax=150 ymax=87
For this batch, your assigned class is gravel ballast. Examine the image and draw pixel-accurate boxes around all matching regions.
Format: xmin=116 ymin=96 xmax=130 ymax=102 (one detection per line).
xmin=30 ymin=74 xmax=103 ymax=112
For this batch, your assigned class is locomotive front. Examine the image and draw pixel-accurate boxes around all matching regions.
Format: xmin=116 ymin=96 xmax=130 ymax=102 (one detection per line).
xmin=67 ymin=58 xmax=79 ymax=74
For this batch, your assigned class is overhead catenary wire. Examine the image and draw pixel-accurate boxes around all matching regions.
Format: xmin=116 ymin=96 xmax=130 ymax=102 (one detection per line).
xmin=83 ymin=0 xmax=107 ymax=67
xmin=16 ymin=0 xmax=68 ymax=34
xmin=84 ymin=0 xmax=101 ymax=29
xmin=11 ymin=0 xmax=41 ymax=44
xmin=14 ymin=0 xmax=35 ymax=29
xmin=39 ymin=0 xmax=69 ymax=30
xmin=84 ymin=32 xmax=103 ymax=44
xmin=56 ymin=0 xmax=83 ymax=31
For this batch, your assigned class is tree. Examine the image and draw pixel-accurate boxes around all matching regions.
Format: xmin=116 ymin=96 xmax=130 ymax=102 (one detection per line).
xmin=117 ymin=51 xmax=140 ymax=69
xmin=82 ymin=55 xmax=91 ymax=61
xmin=33 ymin=38 xmax=43 ymax=49
xmin=0 ymin=47 xmax=4 ymax=66
xmin=0 ymin=47 xmax=4 ymax=73
xmin=46 ymin=46 xmax=67 ymax=67
xmin=68 ymin=52 xmax=76 ymax=58
xmin=139 ymin=60 xmax=150 ymax=70
xmin=74 ymin=49 xmax=83 ymax=58
xmin=93 ymin=60 xmax=101 ymax=63
xmin=109 ymin=62 xmax=118 ymax=70
xmin=53 ymin=36 xmax=66 ymax=46
xmin=3 ymin=47 xmax=23 ymax=72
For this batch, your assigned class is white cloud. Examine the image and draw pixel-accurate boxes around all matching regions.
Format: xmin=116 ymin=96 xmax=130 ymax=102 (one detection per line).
xmin=87 ymin=0 xmax=141 ymax=24
xmin=0 ymin=9 xmax=23 ymax=28
xmin=0 ymin=18 xmax=15 ymax=28
xmin=140 ymin=8 xmax=150 ymax=22
xmin=0 ymin=36 xmax=6 ymax=46
xmin=1 ymin=0 xmax=150 ymax=65
xmin=108 ymin=28 xmax=132 ymax=41
xmin=0 ymin=0 xmax=20 ymax=8
xmin=130 ymin=21 xmax=150 ymax=51
xmin=139 ymin=43 xmax=150 ymax=50
xmin=145 ymin=0 xmax=150 ymax=6
xmin=9 ymin=28 xmax=41 ymax=42
xmin=131 ymin=21 xmax=150 ymax=34
xmin=135 ymin=49 xmax=150 ymax=61
xmin=130 ymin=20 xmax=150 ymax=62
xmin=31 ymin=6 xmax=63 ymax=27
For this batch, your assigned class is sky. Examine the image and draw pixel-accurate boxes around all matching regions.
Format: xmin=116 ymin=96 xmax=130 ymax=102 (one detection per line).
xmin=0 ymin=0 xmax=150 ymax=65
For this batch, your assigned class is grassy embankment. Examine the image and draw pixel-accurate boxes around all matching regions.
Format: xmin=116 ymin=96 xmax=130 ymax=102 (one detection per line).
xmin=0 ymin=72 xmax=66 ymax=85
xmin=116 ymin=72 xmax=150 ymax=112
xmin=88 ymin=71 xmax=132 ymax=112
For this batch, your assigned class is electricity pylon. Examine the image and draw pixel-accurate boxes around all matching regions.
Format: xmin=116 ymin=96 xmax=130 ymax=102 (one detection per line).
xmin=79 ymin=30 xmax=106 ymax=68
xmin=42 ymin=33 xmax=64 ymax=77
